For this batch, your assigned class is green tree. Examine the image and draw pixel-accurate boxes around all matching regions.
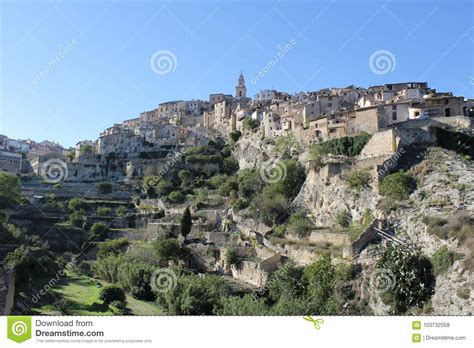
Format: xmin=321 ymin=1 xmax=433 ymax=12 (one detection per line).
xmin=254 ymin=186 xmax=289 ymax=226
xmin=180 ymin=207 xmax=192 ymax=239
xmin=0 ymin=173 xmax=22 ymax=208
xmin=219 ymin=294 xmax=270 ymax=315
xmin=159 ymin=274 xmax=229 ymax=315
xmin=154 ymin=238 xmax=184 ymax=263
xmin=377 ymin=245 xmax=435 ymax=313
xmin=99 ymin=285 xmax=126 ymax=305
xmin=168 ymin=191 xmax=185 ymax=203
xmin=178 ymin=170 xmax=193 ymax=185
xmin=304 ymin=255 xmax=336 ymax=312
xmin=268 ymin=262 xmax=307 ymax=300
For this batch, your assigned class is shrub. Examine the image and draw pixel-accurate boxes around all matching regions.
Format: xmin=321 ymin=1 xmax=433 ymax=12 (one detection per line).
xmin=272 ymin=225 xmax=286 ymax=238
xmin=335 ymin=210 xmax=351 ymax=228
xmin=218 ymin=179 xmax=239 ymax=196
xmin=222 ymin=156 xmax=239 ymax=175
xmin=178 ymin=170 xmax=193 ymax=183
xmin=168 ymin=191 xmax=185 ymax=203
xmin=109 ymin=300 xmax=126 ymax=314
xmin=68 ymin=197 xmax=88 ymax=211
xmin=99 ymin=285 xmax=126 ymax=305
xmin=155 ymin=179 xmax=174 ymax=195
xmin=53 ymin=183 xmax=63 ymax=189
xmin=219 ymin=294 xmax=270 ymax=315
xmin=422 ymin=213 xmax=473 ymax=243
xmin=309 ymin=133 xmax=371 ymax=158
xmin=269 ymin=262 xmax=307 ymax=300
xmin=157 ymin=273 xmax=229 ymax=315
xmin=69 ymin=211 xmax=86 ymax=228
xmin=90 ymin=222 xmax=109 ymax=241
xmin=96 ymin=181 xmax=112 ymax=194
xmin=97 ymin=238 xmax=129 ymax=258
xmin=154 ymin=238 xmax=184 ymax=263
xmin=287 ymin=212 xmax=314 ymax=237
xmin=80 ymin=144 xmax=93 ymax=155
xmin=379 ymin=171 xmax=413 ymax=200
xmin=97 ymin=207 xmax=112 ymax=216
xmin=115 ymin=206 xmax=128 ymax=217
xmin=194 ymin=187 xmax=209 ymax=204
xmin=253 ymin=187 xmax=289 ymax=226
xmin=238 ymin=169 xmax=263 ymax=198
xmin=243 ymin=118 xmax=259 ymax=131
xmin=304 ymin=255 xmax=338 ymax=313
xmin=208 ymin=174 xmax=228 ymax=189
xmin=232 ymin=197 xmax=249 ymax=211
xmin=377 ymin=245 xmax=435 ymax=313
xmin=345 ymin=169 xmax=372 ymax=191
xmin=431 ymin=246 xmax=458 ymax=275
xmin=224 ymin=248 xmax=239 ymax=267
xmin=229 ymin=130 xmax=242 ymax=143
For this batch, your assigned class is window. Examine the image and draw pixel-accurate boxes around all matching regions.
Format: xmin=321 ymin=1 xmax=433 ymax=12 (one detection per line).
xmin=392 ymin=105 xmax=397 ymax=110
xmin=392 ymin=112 xmax=397 ymax=120
xmin=445 ymin=108 xmax=451 ymax=117
xmin=414 ymin=111 xmax=420 ymax=117
xmin=328 ymin=102 xmax=332 ymax=107
xmin=444 ymin=99 xmax=449 ymax=105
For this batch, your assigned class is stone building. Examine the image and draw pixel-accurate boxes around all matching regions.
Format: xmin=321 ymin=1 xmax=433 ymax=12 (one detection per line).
xmin=98 ymin=128 xmax=142 ymax=155
xmin=0 ymin=151 xmax=22 ymax=174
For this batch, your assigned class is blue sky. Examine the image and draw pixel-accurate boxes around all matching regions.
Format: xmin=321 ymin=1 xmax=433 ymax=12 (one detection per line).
xmin=1 ymin=0 xmax=473 ymax=147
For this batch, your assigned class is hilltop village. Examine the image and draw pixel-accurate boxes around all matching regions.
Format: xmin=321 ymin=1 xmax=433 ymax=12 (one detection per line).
xmin=0 ymin=74 xmax=473 ymax=316
xmin=1 ymin=74 xmax=473 ymax=180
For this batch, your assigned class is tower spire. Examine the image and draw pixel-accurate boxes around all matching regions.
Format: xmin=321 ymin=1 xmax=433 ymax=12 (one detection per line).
xmin=235 ymin=71 xmax=247 ymax=98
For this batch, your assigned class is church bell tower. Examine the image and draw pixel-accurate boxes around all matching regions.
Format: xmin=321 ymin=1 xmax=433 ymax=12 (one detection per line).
xmin=235 ymin=72 xmax=247 ymax=98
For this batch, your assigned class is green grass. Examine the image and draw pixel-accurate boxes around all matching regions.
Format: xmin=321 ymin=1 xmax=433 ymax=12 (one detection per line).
xmin=32 ymin=271 xmax=113 ymax=315
xmin=31 ymin=271 xmax=162 ymax=316
xmin=126 ymin=295 xmax=162 ymax=315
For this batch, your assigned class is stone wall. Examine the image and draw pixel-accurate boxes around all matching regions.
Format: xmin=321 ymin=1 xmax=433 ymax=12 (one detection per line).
xmin=0 ymin=266 xmax=15 ymax=315
xmin=230 ymin=254 xmax=282 ymax=287
xmin=359 ymin=129 xmax=398 ymax=159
